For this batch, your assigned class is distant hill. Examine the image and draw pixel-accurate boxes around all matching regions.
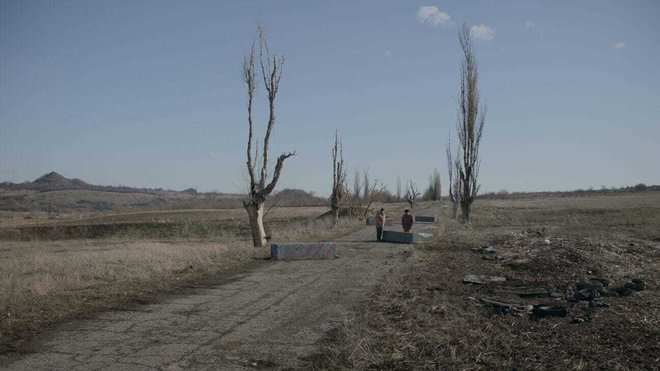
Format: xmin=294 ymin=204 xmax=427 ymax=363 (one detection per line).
xmin=0 ymin=173 xmax=327 ymax=213
xmin=32 ymin=172 xmax=90 ymax=190
xmin=274 ymin=188 xmax=327 ymax=207
xmin=0 ymin=172 xmax=198 ymax=195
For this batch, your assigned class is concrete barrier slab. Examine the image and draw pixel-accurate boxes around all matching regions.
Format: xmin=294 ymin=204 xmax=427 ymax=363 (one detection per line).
xmin=414 ymin=215 xmax=436 ymax=223
xmin=365 ymin=218 xmax=375 ymax=225
xmin=271 ymin=243 xmax=338 ymax=261
xmin=381 ymin=230 xmax=414 ymax=244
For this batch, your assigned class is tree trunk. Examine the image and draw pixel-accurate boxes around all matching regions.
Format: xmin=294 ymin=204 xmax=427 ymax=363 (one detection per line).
xmin=460 ymin=200 xmax=471 ymax=224
xmin=245 ymin=201 xmax=267 ymax=247
xmin=451 ymin=201 xmax=459 ymax=220
xmin=332 ymin=207 xmax=339 ymax=228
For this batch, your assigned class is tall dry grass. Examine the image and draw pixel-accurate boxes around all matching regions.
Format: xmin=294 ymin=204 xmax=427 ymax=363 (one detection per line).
xmin=0 ymin=239 xmax=259 ymax=349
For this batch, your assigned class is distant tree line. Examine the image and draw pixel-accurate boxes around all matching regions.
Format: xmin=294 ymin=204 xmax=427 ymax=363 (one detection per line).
xmin=477 ymin=184 xmax=659 ymax=200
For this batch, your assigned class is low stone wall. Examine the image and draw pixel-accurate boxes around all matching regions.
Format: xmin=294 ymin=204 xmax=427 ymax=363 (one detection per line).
xmin=381 ymin=230 xmax=414 ymax=244
xmin=270 ymin=243 xmax=339 ymax=261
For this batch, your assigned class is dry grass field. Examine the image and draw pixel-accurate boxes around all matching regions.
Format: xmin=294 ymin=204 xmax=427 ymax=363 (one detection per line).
xmin=0 ymin=205 xmax=367 ymax=352
xmin=0 ymin=206 xmax=341 ymax=241
xmin=312 ymin=192 xmax=660 ymax=370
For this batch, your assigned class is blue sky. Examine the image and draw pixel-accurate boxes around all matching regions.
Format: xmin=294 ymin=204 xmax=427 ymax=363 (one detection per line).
xmin=1 ymin=0 xmax=659 ymax=195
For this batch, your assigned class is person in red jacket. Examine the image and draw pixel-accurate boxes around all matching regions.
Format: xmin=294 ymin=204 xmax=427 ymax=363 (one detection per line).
xmin=401 ymin=209 xmax=414 ymax=233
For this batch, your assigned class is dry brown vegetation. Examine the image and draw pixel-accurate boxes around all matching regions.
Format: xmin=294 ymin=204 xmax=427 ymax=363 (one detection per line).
xmin=311 ymin=192 xmax=660 ymax=370
xmin=0 ymin=206 xmax=345 ymax=241
xmin=0 ymin=206 xmax=363 ymax=353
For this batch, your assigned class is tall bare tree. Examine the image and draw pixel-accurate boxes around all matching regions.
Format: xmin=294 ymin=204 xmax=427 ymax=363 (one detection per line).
xmin=352 ymin=169 xmax=362 ymax=206
xmin=425 ymin=169 xmax=442 ymax=201
xmin=395 ymin=175 xmax=402 ymax=202
xmin=242 ymin=26 xmax=295 ymax=247
xmin=362 ymin=169 xmax=370 ymax=201
xmin=455 ymin=24 xmax=486 ymax=223
xmin=446 ymin=136 xmax=462 ymax=219
xmin=342 ymin=169 xmax=363 ymax=216
xmin=405 ymin=180 xmax=421 ymax=209
xmin=330 ymin=131 xmax=347 ymax=227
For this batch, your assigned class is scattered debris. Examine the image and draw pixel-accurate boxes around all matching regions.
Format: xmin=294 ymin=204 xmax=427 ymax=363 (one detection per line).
xmin=571 ymin=288 xmax=600 ymax=302
xmin=614 ymin=286 xmax=634 ymax=297
xmin=531 ymin=304 xmax=567 ymax=318
xmin=463 ymin=275 xmax=506 ymax=284
xmin=613 ymin=278 xmax=646 ymax=296
xmin=515 ymin=288 xmax=549 ymax=298
xmin=471 ymin=245 xmax=497 ymax=254
xmin=625 ymin=278 xmax=646 ymax=291
xmin=480 ymin=297 xmax=529 ymax=316
xmin=589 ymin=299 xmax=610 ymax=308
xmin=549 ymin=288 xmax=565 ymax=298
xmin=503 ymin=258 xmax=531 ymax=269
xmin=576 ymin=280 xmax=605 ymax=293
xmin=247 ymin=359 xmax=277 ymax=369
xmin=588 ymin=277 xmax=610 ymax=286
xmin=571 ymin=316 xmax=589 ymax=324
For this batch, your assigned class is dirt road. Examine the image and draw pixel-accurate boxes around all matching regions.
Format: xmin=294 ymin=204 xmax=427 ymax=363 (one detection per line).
xmin=1 ymin=211 xmax=438 ymax=370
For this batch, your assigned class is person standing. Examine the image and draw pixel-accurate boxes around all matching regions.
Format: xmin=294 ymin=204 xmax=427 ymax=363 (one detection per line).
xmin=401 ymin=209 xmax=414 ymax=233
xmin=375 ymin=208 xmax=386 ymax=241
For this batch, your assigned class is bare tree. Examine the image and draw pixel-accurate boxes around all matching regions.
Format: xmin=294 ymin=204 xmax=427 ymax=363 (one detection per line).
xmin=343 ymin=169 xmax=363 ymax=216
xmin=404 ymin=180 xmax=421 ymax=209
xmin=352 ymin=169 xmax=362 ymax=200
xmin=455 ymin=24 xmax=486 ymax=223
xmin=362 ymin=178 xmax=387 ymax=218
xmin=351 ymin=169 xmax=362 ymax=210
xmin=395 ymin=175 xmax=402 ymax=202
xmin=446 ymin=136 xmax=462 ymax=219
xmin=242 ymin=26 xmax=295 ymax=247
xmin=330 ymin=131 xmax=347 ymax=227
xmin=425 ymin=169 xmax=442 ymax=201
xmin=362 ymin=169 xmax=370 ymax=202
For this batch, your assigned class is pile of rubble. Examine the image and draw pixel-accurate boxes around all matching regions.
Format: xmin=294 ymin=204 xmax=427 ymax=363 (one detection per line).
xmin=464 ymin=244 xmax=648 ymax=322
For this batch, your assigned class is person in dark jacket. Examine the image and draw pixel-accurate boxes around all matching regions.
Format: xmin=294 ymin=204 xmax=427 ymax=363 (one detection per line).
xmin=401 ymin=209 xmax=414 ymax=233
xmin=375 ymin=208 xmax=386 ymax=241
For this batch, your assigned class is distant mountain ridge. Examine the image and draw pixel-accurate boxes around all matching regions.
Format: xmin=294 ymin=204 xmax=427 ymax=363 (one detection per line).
xmin=0 ymin=172 xmax=312 ymax=199
xmin=0 ymin=172 xmax=194 ymax=195
xmin=0 ymin=172 xmax=329 ymax=213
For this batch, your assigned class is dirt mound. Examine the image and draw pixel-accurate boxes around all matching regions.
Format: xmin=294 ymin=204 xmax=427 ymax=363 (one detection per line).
xmin=33 ymin=172 xmax=87 ymax=189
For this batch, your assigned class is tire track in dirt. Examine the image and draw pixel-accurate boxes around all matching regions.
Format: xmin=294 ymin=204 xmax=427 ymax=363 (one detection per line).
xmin=1 ymin=207 xmax=438 ymax=370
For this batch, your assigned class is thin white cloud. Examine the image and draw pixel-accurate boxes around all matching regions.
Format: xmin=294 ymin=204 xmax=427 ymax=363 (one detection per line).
xmin=612 ymin=41 xmax=626 ymax=49
xmin=470 ymin=24 xmax=495 ymax=41
xmin=417 ymin=6 xmax=451 ymax=26
xmin=525 ymin=21 xmax=536 ymax=28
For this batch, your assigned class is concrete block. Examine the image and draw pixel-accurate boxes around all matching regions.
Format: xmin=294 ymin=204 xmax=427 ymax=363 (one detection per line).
xmin=271 ymin=243 xmax=338 ymax=261
xmin=414 ymin=215 xmax=436 ymax=223
xmin=365 ymin=218 xmax=375 ymax=225
xmin=381 ymin=230 xmax=414 ymax=244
